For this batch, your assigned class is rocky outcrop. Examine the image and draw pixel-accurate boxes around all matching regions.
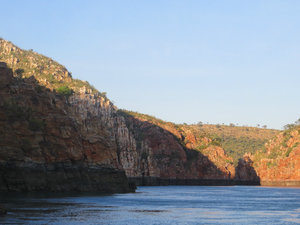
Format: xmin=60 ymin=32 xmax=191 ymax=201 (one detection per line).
xmin=235 ymin=125 xmax=300 ymax=186
xmin=117 ymin=111 xmax=236 ymax=185
xmin=0 ymin=63 xmax=134 ymax=193
xmin=234 ymin=153 xmax=260 ymax=184
xmin=252 ymin=127 xmax=300 ymax=186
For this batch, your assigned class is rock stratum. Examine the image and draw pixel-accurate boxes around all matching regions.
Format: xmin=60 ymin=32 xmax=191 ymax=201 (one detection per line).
xmin=252 ymin=124 xmax=300 ymax=186
xmin=0 ymin=39 xmax=298 ymax=191
xmin=0 ymin=40 xmax=134 ymax=192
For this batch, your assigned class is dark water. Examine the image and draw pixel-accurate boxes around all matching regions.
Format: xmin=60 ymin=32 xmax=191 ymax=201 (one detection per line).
xmin=0 ymin=186 xmax=300 ymax=225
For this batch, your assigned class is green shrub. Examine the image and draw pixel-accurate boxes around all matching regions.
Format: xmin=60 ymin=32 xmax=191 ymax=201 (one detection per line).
xmin=15 ymin=68 xmax=24 ymax=77
xmin=267 ymin=161 xmax=277 ymax=168
xmin=211 ymin=137 xmax=222 ymax=146
xmin=282 ymin=142 xmax=288 ymax=148
xmin=225 ymin=159 xmax=233 ymax=164
xmin=285 ymin=148 xmax=293 ymax=157
xmin=56 ymin=86 xmax=73 ymax=97
xmin=196 ymin=144 xmax=208 ymax=151
xmin=268 ymin=148 xmax=280 ymax=159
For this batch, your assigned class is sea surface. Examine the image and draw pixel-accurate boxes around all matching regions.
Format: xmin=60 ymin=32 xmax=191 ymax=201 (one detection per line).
xmin=0 ymin=186 xmax=299 ymax=225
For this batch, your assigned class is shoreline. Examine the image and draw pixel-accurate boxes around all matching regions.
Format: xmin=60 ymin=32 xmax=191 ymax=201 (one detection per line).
xmin=128 ymin=177 xmax=300 ymax=187
xmin=128 ymin=177 xmax=259 ymax=186
xmin=260 ymin=180 xmax=300 ymax=187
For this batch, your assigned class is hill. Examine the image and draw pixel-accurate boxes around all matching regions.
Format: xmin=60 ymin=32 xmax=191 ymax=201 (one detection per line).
xmin=0 ymin=38 xmax=106 ymax=98
xmin=118 ymin=110 xmax=279 ymax=165
xmin=182 ymin=124 xmax=278 ymax=165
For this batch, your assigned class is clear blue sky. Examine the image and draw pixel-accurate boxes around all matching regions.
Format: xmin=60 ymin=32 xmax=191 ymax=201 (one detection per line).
xmin=1 ymin=0 xmax=299 ymax=129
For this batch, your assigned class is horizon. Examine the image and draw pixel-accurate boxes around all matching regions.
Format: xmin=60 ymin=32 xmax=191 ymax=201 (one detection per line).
xmin=1 ymin=0 xmax=300 ymax=129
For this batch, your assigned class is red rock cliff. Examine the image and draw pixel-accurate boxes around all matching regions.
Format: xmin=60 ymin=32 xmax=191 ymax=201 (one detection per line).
xmin=2 ymin=39 xmax=295 ymax=188
xmin=117 ymin=110 xmax=236 ymax=184
xmin=252 ymin=126 xmax=300 ymax=186
xmin=0 ymin=58 xmax=134 ymax=192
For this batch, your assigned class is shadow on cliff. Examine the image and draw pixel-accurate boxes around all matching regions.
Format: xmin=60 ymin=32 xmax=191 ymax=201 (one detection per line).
xmin=117 ymin=110 xmax=243 ymax=186
xmin=0 ymin=62 xmax=261 ymax=188
xmin=234 ymin=156 xmax=260 ymax=185
xmin=0 ymin=63 xmax=135 ymax=193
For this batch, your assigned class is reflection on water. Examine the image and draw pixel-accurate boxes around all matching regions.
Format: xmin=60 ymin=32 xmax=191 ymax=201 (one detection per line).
xmin=0 ymin=186 xmax=299 ymax=225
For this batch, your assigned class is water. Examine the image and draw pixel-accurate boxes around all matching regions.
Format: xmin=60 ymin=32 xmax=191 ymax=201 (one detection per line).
xmin=0 ymin=186 xmax=300 ymax=224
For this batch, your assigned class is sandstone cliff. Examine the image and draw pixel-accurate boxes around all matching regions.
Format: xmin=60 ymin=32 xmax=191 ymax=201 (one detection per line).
xmin=235 ymin=153 xmax=260 ymax=183
xmin=0 ymin=39 xmax=242 ymax=188
xmin=2 ymin=39 xmax=295 ymax=189
xmin=118 ymin=110 xmax=238 ymax=185
xmin=0 ymin=40 xmax=135 ymax=192
xmin=252 ymin=124 xmax=300 ymax=186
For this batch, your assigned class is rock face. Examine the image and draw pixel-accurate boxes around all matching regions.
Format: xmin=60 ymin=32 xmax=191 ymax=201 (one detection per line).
xmin=0 ymin=39 xmax=243 ymax=189
xmin=117 ymin=111 xmax=240 ymax=185
xmin=0 ymin=63 xmax=133 ymax=192
xmin=235 ymin=153 xmax=260 ymax=184
xmin=1 ymin=38 xmax=296 ymax=189
xmin=252 ymin=126 xmax=300 ymax=186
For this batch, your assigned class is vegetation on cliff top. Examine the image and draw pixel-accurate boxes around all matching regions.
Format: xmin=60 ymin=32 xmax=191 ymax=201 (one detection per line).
xmin=118 ymin=109 xmax=279 ymax=165
xmin=253 ymin=119 xmax=300 ymax=168
xmin=186 ymin=124 xmax=278 ymax=164
xmin=0 ymin=39 xmax=107 ymax=99
xmin=283 ymin=118 xmax=300 ymax=131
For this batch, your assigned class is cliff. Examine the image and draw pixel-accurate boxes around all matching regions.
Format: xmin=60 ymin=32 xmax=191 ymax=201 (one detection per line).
xmin=0 ymin=40 xmax=135 ymax=192
xmin=251 ymin=124 xmax=300 ymax=186
xmin=0 ymin=39 xmax=244 ymax=188
xmin=118 ymin=110 xmax=256 ymax=185
xmin=1 ymin=38 xmax=295 ymax=189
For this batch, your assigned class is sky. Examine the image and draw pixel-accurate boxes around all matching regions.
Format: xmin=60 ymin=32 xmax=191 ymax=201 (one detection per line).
xmin=1 ymin=0 xmax=299 ymax=130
